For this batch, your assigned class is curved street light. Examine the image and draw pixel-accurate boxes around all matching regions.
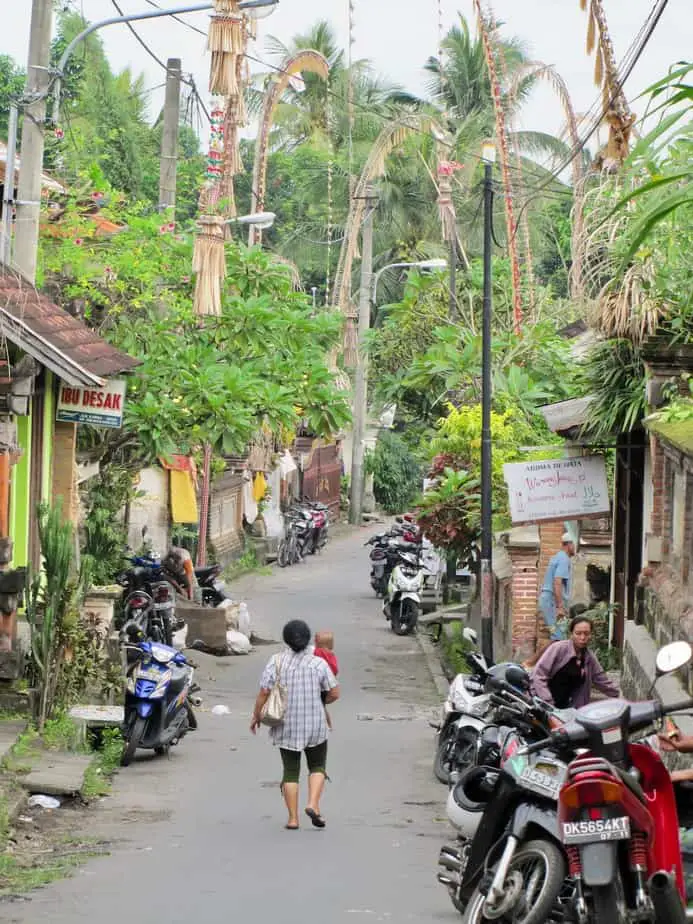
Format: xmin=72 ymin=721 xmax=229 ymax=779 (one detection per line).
xmin=372 ymin=258 xmax=447 ymax=301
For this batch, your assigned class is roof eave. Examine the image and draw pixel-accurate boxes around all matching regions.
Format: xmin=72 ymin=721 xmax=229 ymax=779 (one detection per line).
xmin=0 ymin=306 xmax=105 ymax=388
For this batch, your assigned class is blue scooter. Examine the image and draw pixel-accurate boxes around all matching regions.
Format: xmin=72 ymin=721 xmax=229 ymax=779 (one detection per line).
xmin=122 ymin=641 xmax=200 ymax=766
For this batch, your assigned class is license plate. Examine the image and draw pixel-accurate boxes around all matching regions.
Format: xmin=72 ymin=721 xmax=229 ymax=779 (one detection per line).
xmin=562 ymin=817 xmax=631 ymax=844
xmin=520 ymin=764 xmax=565 ymax=798
xmin=136 ymin=668 xmax=163 ymax=681
xmin=153 ymin=603 xmax=170 ymax=611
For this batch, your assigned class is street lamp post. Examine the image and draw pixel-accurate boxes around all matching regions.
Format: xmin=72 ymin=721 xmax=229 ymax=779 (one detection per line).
xmin=480 ymin=141 xmax=496 ymax=664
xmin=349 ymin=252 xmax=447 ymax=525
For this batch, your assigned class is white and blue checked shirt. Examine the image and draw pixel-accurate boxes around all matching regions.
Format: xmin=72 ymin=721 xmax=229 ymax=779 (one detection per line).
xmin=260 ymin=648 xmax=338 ymax=751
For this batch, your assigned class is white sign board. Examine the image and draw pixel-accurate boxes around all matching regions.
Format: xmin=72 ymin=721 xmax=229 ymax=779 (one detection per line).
xmin=503 ymin=456 xmax=610 ymax=525
xmin=56 ymin=379 xmax=126 ymax=429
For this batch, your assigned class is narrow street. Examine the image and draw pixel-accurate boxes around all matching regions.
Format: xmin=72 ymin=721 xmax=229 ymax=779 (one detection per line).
xmin=5 ymin=530 xmax=454 ymax=923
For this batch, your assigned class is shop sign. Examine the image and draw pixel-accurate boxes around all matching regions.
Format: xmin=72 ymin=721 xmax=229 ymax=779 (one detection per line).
xmin=503 ymin=456 xmax=610 ymax=524
xmin=56 ymin=379 xmax=126 ymax=429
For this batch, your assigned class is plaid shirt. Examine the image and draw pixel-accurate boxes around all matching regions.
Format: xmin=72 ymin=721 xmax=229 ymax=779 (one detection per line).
xmin=260 ymin=648 xmax=337 ymax=751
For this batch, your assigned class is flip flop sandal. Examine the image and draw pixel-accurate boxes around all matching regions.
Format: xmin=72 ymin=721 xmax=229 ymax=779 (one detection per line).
xmin=305 ymin=808 xmax=326 ymax=829
xmin=285 ymin=823 xmax=299 ymax=830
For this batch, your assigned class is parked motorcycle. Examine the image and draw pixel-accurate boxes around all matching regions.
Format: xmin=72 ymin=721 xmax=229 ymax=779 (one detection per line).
xmin=366 ymin=532 xmax=421 ymax=597
xmin=523 ymin=640 xmax=693 ymax=924
xmin=121 ymin=640 xmax=201 ymax=766
xmin=383 ymin=549 xmax=423 ymax=635
xmin=439 ymin=640 xmax=693 ymax=924
xmin=438 ymin=674 xmax=572 ymax=920
xmin=433 ymin=630 xmax=491 ymax=784
xmin=194 ymin=563 xmax=228 ymax=607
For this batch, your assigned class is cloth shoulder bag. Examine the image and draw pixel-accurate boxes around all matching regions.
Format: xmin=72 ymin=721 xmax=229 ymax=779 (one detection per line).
xmin=261 ymin=654 xmax=287 ymax=727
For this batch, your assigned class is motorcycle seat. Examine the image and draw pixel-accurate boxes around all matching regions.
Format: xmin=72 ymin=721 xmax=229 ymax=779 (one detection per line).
xmin=195 ymin=565 xmax=219 ymax=581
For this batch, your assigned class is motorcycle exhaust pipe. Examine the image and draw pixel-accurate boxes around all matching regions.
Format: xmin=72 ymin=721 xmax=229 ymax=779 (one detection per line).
xmin=438 ymin=847 xmax=462 ymax=872
xmin=649 ymin=871 xmax=687 ymax=924
xmin=189 ymin=695 xmax=203 ymax=707
xmin=437 ymin=872 xmax=460 ymax=888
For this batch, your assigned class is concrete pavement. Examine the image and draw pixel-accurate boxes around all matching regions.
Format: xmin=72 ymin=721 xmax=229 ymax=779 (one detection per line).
xmin=5 ymin=529 xmax=455 ymax=923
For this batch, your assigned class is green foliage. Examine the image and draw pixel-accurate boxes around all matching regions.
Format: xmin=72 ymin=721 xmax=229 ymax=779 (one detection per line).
xmin=0 ymin=55 xmax=24 ymax=140
xmin=583 ymin=340 xmax=648 ymax=439
xmin=610 ymin=64 xmax=693 ymax=261
xmin=41 ymin=206 xmax=351 ymax=463
xmin=82 ymin=728 xmax=124 ymax=799
xmin=81 ymin=465 xmax=136 ymax=585
xmin=439 ymin=621 xmax=476 ymax=676
xmin=366 ymin=431 xmax=422 ymax=514
xmin=416 ymin=468 xmax=480 ymax=557
xmin=25 ymin=503 xmax=92 ymax=730
xmin=651 ymin=375 xmax=693 ymax=424
xmin=41 ymin=714 xmax=83 ymax=752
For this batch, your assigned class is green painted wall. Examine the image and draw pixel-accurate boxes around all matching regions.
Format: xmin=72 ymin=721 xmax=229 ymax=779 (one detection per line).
xmin=10 ymin=413 xmax=31 ymax=569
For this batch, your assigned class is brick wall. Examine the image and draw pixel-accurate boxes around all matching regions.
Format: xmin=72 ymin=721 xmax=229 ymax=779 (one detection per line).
xmin=52 ymin=421 xmax=78 ymax=523
xmin=650 ymin=434 xmax=665 ymax=538
xmin=509 ymin=546 xmax=540 ymax=661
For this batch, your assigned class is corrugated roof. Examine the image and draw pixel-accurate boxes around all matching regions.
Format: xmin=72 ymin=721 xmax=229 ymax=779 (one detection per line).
xmin=0 ymin=267 xmax=139 ymax=387
xmin=540 ymin=396 xmax=593 ymax=434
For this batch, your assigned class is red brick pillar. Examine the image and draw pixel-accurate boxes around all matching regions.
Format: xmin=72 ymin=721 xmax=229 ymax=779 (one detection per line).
xmin=505 ymin=529 xmax=540 ymax=662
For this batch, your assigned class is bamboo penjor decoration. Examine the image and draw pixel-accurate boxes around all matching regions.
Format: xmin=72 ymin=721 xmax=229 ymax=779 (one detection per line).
xmin=193 ymin=0 xmax=249 ymax=316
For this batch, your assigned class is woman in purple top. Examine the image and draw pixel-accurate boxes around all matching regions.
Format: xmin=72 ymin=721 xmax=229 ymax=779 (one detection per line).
xmin=531 ymin=615 xmax=620 ymax=709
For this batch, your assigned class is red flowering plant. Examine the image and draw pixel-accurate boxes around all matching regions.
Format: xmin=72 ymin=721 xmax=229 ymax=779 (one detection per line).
xmin=416 ymin=467 xmax=480 ymax=559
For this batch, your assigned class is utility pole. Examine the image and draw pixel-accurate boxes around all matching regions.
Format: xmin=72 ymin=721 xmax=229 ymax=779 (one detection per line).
xmin=349 ymin=184 xmax=377 ymax=526
xmin=14 ymin=0 xmax=53 ymax=284
xmin=159 ymin=58 xmax=182 ymax=213
xmin=480 ymin=144 xmax=496 ymax=664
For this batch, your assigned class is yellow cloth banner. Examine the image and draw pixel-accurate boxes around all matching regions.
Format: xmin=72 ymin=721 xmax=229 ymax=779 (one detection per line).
xmin=170 ymin=470 xmax=198 ymax=524
xmin=253 ymin=471 xmax=268 ymax=502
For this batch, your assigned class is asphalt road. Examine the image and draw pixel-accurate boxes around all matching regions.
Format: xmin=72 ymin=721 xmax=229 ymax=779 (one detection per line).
xmin=5 ymin=528 xmax=456 ymax=923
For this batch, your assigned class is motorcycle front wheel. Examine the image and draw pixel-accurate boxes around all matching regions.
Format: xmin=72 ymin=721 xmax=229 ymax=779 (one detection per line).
xmin=121 ymin=715 xmax=147 ymax=767
xmin=277 ymin=540 xmax=289 ymax=568
xmin=461 ymin=838 xmax=566 ymax=924
xmin=435 ymin=725 xmax=478 ymax=785
xmin=392 ymin=599 xmax=419 ymax=636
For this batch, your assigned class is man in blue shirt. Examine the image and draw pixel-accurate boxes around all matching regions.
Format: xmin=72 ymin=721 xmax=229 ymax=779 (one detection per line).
xmin=538 ymin=532 xmax=576 ymax=640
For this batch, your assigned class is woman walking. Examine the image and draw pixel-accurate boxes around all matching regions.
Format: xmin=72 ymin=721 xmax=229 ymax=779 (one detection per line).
xmin=251 ymin=619 xmax=340 ymax=830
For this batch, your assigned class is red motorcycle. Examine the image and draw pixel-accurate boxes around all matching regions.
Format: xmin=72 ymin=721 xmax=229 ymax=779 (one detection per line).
xmin=523 ymin=641 xmax=693 ymax=924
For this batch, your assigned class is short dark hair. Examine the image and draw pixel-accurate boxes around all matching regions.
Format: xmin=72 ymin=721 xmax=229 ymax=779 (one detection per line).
xmin=569 ymin=614 xmax=593 ymax=634
xmin=283 ymin=619 xmax=311 ymax=653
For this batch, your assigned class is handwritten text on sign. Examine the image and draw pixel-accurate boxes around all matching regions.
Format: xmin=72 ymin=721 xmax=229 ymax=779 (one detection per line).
xmin=503 ymin=456 xmax=610 ymax=525
xmin=56 ymin=379 xmax=126 ymax=429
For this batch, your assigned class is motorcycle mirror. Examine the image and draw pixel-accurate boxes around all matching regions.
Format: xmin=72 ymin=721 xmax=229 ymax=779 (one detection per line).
xmin=142 ymin=525 xmax=148 ymax=539
xmin=656 ymin=641 xmax=693 ymax=676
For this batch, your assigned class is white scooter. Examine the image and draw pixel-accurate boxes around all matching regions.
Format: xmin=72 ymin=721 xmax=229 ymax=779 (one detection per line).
xmin=434 ymin=628 xmax=492 ymax=784
xmin=383 ymin=549 xmax=423 ymax=635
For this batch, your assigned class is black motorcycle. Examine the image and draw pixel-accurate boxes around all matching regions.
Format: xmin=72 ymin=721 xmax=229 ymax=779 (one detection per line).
xmin=439 ymin=691 xmax=572 ymax=923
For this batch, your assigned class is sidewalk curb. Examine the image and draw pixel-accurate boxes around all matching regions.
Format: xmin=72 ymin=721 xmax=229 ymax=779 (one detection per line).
xmin=418 ymin=630 xmax=451 ymax=700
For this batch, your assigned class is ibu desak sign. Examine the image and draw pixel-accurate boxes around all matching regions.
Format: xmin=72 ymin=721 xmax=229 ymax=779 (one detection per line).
xmin=56 ymin=379 xmax=126 ymax=429
xmin=503 ymin=456 xmax=610 ymax=525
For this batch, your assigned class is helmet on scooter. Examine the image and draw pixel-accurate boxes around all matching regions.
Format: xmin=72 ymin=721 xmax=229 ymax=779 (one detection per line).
xmin=446 ymin=766 xmax=498 ymax=838
xmin=484 ymin=662 xmax=531 ymax=696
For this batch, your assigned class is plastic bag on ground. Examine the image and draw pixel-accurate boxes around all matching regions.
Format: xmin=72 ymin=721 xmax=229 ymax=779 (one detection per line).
xmin=226 ymin=629 xmax=252 ymax=655
xmin=28 ymin=795 xmax=61 ymax=810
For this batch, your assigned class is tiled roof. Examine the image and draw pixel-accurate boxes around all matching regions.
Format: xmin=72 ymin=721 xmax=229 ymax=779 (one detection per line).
xmin=0 ymin=268 xmax=139 ymax=387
